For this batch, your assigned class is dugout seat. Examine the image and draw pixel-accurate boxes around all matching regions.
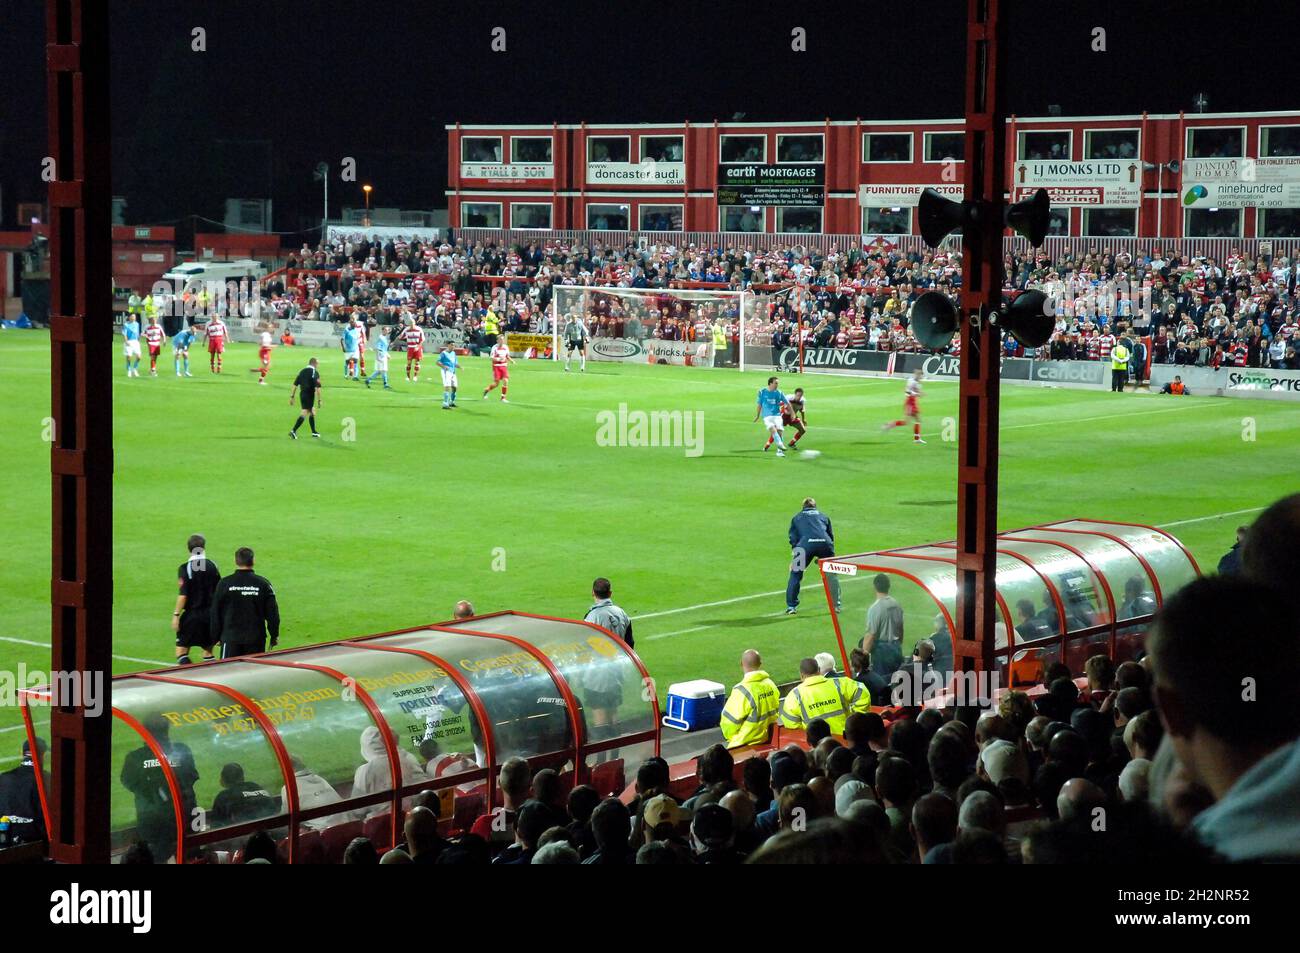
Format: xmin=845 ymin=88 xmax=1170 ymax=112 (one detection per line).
xmin=589 ymin=758 xmax=626 ymax=798
xmin=277 ymin=830 xmax=324 ymax=864
xmin=451 ymin=792 xmax=485 ymax=835
xmin=321 ymin=820 xmax=364 ymax=863
xmin=362 ymin=812 xmax=401 ymax=852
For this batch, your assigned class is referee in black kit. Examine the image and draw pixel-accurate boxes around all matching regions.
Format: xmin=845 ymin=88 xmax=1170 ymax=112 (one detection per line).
xmin=288 ymin=357 xmax=321 ymax=439
xmin=173 ymin=534 xmax=221 ymax=664
xmin=211 ymin=547 xmax=281 ymax=658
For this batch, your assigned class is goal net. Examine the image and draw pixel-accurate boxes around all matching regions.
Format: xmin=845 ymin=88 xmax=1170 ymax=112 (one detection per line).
xmin=548 ymin=284 xmax=796 ymax=371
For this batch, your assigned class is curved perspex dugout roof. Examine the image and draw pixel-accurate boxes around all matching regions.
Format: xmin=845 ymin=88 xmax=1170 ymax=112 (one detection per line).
xmin=819 ymin=518 xmax=1200 ymax=690
xmin=17 ymin=611 xmax=658 ymax=863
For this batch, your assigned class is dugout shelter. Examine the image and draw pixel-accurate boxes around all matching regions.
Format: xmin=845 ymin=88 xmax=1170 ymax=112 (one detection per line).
xmin=819 ymin=518 xmax=1201 ymax=689
xmin=17 ymin=611 xmax=657 ymax=864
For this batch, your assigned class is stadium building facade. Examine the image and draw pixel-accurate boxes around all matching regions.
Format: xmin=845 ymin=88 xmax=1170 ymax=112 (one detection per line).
xmin=446 ymin=112 xmax=1300 ymax=246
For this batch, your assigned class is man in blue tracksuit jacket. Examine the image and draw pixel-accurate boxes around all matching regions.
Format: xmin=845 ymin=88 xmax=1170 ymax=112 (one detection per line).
xmin=786 ymin=497 xmax=841 ymax=614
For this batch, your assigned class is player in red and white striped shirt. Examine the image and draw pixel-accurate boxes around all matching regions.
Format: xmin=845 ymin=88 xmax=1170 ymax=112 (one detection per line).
xmin=205 ymin=317 xmax=228 ymax=373
xmin=402 ymin=317 xmax=425 ymax=382
xmin=482 ymin=339 xmax=514 ymax=403
xmin=882 ymin=369 xmax=925 ymax=444
xmin=143 ymin=317 xmax=165 ymax=376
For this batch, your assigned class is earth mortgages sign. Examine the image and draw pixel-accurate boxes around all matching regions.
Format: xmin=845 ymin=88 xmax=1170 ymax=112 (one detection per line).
xmin=718 ymin=164 xmax=825 ymax=207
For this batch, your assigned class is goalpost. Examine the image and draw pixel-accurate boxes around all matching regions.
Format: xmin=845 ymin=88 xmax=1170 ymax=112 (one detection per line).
xmin=548 ymin=284 xmax=795 ymax=371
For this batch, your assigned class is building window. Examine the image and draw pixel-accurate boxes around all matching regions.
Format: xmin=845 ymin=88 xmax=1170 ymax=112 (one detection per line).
xmin=863 ymin=207 xmax=911 ymax=235
xmin=924 ymin=132 xmax=965 ymax=162
xmin=863 ymin=133 xmax=912 ymax=162
xmin=640 ymin=136 xmax=684 ymax=163
xmin=1082 ymin=208 xmax=1137 ymax=236
xmin=1259 ymin=208 xmax=1300 ymax=238
xmin=776 ymin=206 xmax=822 ymax=233
xmin=1260 ymin=126 xmax=1300 ymax=157
xmin=720 ymin=206 xmax=764 ymax=232
xmin=776 ymin=134 xmax=824 ymax=163
xmin=1047 ymin=208 xmax=1070 ymax=236
xmin=720 ymin=135 xmax=766 ymax=164
xmin=587 ymin=136 xmax=630 ymax=162
xmin=586 ymin=204 xmax=630 ymax=230
xmin=461 ymin=203 xmax=502 ymax=228
xmin=1018 ymin=130 xmax=1072 ymax=160
xmin=511 ymin=137 xmax=552 ymax=162
xmin=510 ymin=203 xmax=552 ymax=229
xmin=1187 ymin=127 xmax=1244 ymax=158
xmin=1185 ymin=207 xmax=1242 ymax=237
xmin=461 ymin=137 xmax=502 ymax=163
xmin=638 ymin=205 xmax=683 ymax=231
xmin=1084 ymin=129 xmax=1140 ymax=160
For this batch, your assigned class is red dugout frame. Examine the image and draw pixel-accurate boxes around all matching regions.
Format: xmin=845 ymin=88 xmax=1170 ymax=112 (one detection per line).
xmin=16 ymin=611 xmax=657 ymax=863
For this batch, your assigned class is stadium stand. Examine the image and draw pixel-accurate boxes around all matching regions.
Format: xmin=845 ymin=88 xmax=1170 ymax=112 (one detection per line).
xmin=172 ymin=235 xmax=1299 ymax=373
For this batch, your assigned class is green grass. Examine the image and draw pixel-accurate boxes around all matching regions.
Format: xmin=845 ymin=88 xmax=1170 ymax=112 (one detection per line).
xmin=3 ymin=329 xmax=1298 ymax=768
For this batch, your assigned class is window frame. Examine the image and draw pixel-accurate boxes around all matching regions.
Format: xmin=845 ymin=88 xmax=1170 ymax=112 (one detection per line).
xmin=509 ymin=202 xmax=553 ymax=230
xmin=862 ymin=132 xmax=914 ymax=163
xmin=1083 ymin=127 xmax=1141 ymax=161
xmin=509 ymin=135 xmax=554 ymax=164
xmin=585 ymin=203 xmax=632 ymax=231
xmin=1185 ymin=125 xmax=1247 ymax=160
xmin=586 ymin=135 xmax=632 ymax=164
xmin=719 ymin=134 xmax=767 ymax=164
xmin=460 ymin=201 xmax=503 ymax=228
xmin=775 ymin=133 xmax=825 ymax=164
xmin=461 ymin=136 xmax=504 ymax=164
xmin=922 ymin=131 xmax=966 ymax=164
xmin=775 ymin=205 xmax=824 ymax=234
xmin=1017 ymin=129 xmax=1074 ymax=161
xmin=637 ymin=203 xmax=685 ymax=231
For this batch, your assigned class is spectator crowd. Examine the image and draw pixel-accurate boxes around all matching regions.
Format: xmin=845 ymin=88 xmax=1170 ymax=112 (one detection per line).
xmin=171 ymin=231 xmax=1298 ymax=373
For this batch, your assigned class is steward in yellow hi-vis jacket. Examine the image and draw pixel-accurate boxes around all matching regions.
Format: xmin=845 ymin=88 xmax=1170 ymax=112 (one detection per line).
xmin=779 ymin=658 xmax=871 ymax=735
xmin=719 ymin=651 xmax=780 ymax=748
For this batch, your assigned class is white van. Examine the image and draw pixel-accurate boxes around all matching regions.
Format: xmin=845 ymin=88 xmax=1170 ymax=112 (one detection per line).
xmin=159 ymin=259 xmax=266 ymax=290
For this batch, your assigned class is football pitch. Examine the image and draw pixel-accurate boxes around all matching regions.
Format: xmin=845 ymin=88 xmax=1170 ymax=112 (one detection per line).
xmin=2 ymin=330 xmax=1298 ymax=749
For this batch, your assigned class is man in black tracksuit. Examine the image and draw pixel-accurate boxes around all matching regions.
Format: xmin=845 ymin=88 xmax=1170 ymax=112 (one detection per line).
xmin=211 ymin=547 xmax=280 ymax=658
xmin=786 ymin=497 xmax=841 ymax=615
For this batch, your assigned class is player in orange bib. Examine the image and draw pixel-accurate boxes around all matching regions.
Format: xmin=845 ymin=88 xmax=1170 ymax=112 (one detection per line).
xmin=482 ymin=339 xmax=514 ymax=402
xmin=402 ymin=317 xmax=425 ymax=382
xmin=882 ymin=368 xmax=925 ymax=444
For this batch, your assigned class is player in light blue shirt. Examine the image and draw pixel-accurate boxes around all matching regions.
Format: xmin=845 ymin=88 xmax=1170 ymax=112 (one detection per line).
xmin=172 ymin=326 xmax=194 ymax=377
xmin=340 ymin=324 xmax=360 ymax=379
xmin=364 ymin=330 xmax=392 ymax=390
xmin=755 ymin=376 xmax=791 ymax=457
xmin=437 ymin=343 xmax=459 ymax=408
xmin=122 ymin=317 xmax=142 ymax=377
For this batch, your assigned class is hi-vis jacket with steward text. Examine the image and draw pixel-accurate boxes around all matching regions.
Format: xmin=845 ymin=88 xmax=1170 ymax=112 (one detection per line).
xmin=779 ymin=673 xmax=871 ymax=735
xmin=720 ymin=669 xmax=780 ymax=748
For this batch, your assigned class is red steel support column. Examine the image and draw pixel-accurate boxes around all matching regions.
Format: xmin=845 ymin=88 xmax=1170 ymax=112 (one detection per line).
xmin=46 ymin=0 xmax=113 ymax=864
xmin=954 ymin=0 xmax=1008 ymax=680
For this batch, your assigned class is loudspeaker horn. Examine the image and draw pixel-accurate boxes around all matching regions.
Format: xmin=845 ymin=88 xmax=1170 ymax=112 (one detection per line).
xmin=910 ymin=290 xmax=961 ymax=350
xmin=917 ymin=187 xmax=966 ymax=248
xmin=1005 ymin=187 xmax=1051 ymax=246
xmin=997 ymin=289 xmax=1054 ymax=348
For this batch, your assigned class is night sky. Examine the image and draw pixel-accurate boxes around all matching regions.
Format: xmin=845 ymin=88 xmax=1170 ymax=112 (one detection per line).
xmin=0 ymin=0 xmax=1292 ymax=240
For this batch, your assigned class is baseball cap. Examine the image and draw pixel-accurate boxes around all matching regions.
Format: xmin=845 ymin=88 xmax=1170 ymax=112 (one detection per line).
xmin=642 ymin=794 xmax=690 ymax=831
xmin=980 ymin=739 xmax=1029 ymax=785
